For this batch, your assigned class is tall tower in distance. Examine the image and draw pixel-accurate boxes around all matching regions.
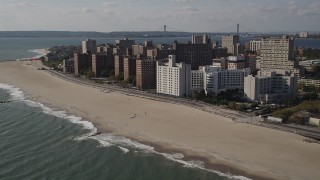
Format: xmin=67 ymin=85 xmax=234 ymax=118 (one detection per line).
xmin=164 ymin=25 xmax=167 ymax=38
xmin=237 ymin=24 xmax=240 ymax=36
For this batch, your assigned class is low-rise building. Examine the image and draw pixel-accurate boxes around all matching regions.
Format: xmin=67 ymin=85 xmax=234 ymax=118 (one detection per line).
xmin=244 ymin=70 xmax=297 ymax=103
xmin=299 ymin=59 xmax=320 ymax=71
xmin=227 ymin=55 xmax=247 ymax=70
xmin=298 ymin=78 xmax=320 ymax=87
xmin=202 ymin=66 xmax=251 ymax=95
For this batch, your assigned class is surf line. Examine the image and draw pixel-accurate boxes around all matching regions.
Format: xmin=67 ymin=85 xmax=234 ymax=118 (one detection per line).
xmin=0 ymin=99 xmax=23 ymax=104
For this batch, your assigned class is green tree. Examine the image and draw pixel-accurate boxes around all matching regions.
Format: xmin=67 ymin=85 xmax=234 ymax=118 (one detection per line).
xmin=109 ymin=70 xmax=115 ymax=77
xmin=100 ymin=69 xmax=111 ymax=77
xmin=128 ymin=75 xmax=136 ymax=85
xmin=297 ymin=81 xmax=306 ymax=92
xmin=85 ymin=70 xmax=95 ymax=79
xmin=191 ymin=90 xmax=206 ymax=100
xmin=289 ymin=114 xmax=306 ymax=125
xmin=120 ymin=80 xmax=128 ymax=88
xmin=115 ymin=73 xmax=124 ymax=81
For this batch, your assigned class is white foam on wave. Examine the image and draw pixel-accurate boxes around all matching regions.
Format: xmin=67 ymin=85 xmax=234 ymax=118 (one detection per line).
xmin=158 ymin=152 xmax=251 ymax=180
xmin=24 ymin=99 xmax=97 ymax=134
xmin=27 ymin=49 xmax=49 ymax=58
xmin=91 ymin=133 xmax=250 ymax=179
xmin=0 ymin=83 xmax=97 ymax=135
xmin=0 ymin=131 xmax=9 ymax=136
xmin=91 ymin=133 xmax=154 ymax=154
xmin=95 ymin=133 xmax=154 ymax=152
xmin=0 ymin=83 xmax=25 ymax=100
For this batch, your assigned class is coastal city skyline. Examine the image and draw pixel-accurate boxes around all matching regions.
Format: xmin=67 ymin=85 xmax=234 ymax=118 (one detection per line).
xmin=1 ymin=1 xmax=320 ymax=179
xmin=0 ymin=0 xmax=320 ymax=32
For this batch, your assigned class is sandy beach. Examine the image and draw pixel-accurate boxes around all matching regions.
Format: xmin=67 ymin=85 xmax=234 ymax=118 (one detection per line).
xmin=1 ymin=61 xmax=320 ymax=180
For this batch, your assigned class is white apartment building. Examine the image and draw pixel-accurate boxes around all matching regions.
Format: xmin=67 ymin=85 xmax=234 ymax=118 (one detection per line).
xmin=244 ymin=70 xmax=297 ymax=103
xmin=157 ymin=55 xmax=191 ymax=97
xmin=249 ymin=39 xmax=262 ymax=52
xmin=191 ymin=70 xmax=204 ymax=92
xmin=191 ymin=66 xmax=251 ymax=95
xmin=82 ymin=39 xmax=97 ymax=54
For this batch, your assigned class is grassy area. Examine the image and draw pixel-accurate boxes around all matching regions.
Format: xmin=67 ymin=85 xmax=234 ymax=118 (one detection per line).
xmin=42 ymin=60 xmax=62 ymax=68
xmin=272 ymin=100 xmax=320 ymax=123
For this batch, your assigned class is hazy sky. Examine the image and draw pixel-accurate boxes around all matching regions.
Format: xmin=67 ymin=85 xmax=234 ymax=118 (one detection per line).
xmin=0 ymin=0 xmax=319 ymax=32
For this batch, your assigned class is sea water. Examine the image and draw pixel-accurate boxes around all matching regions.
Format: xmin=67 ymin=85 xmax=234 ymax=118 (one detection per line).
xmin=0 ymin=84 xmax=242 ymax=180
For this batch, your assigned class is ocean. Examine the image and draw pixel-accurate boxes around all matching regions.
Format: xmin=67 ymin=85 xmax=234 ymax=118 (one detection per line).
xmin=0 ymin=36 xmax=319 ymax=180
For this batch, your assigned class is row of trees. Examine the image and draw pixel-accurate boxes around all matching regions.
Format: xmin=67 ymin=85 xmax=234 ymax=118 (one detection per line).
xmin=299 ymin=48 xmax=320 ymax=60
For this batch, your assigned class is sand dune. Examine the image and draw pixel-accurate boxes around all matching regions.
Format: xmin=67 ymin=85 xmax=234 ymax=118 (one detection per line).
xmin=1 ymin=61 xmax=320 ymax=180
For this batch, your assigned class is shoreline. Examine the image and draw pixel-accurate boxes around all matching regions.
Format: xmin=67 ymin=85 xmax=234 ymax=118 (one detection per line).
xmin=1 ymin=60 xmax=320 ymax=180
xmin=26 ymin=99 xmax=272 ymax=180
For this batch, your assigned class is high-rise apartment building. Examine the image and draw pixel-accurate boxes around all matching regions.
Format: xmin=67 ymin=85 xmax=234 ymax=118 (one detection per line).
xmin=132 ymin=44 xmax=148 ymax=57
xmin=260 ymin=36 xmax=299 ymax=74
xmin=82 ymin=39 xmax=97 ymax=54
xmin=74 ymin=53 xmax=92 ymax=76
xmin=173 ymin=41 xmax=212 ymax=70
xmin=191 ymin=69 xmax=204 ymax=92
xmin=114 ymin=55 xmax=124 ymax=77
xmin=157 ymin=55 xmax=191 ymax=97
xmin=249 ymin=39 xmax=262 ymax=52
xmin=63 ymin=59 xmax=74 ymax=74
xmin=222 ymin=34 xmax=240 ymax=55
xmin=155 ymin=49 xmax=176 ymax=59
xmin=192 ymin=34 xmax=211 ymax=44
xmin=115 ymin=38 xmax=135 ymax=49
xmin=123 ymin=56 xmax=136 ymax=81
xmin=136 ymin=59 xmax=156 ymax=90
xmin=92 ymin=54 xmax=115 ymax=77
